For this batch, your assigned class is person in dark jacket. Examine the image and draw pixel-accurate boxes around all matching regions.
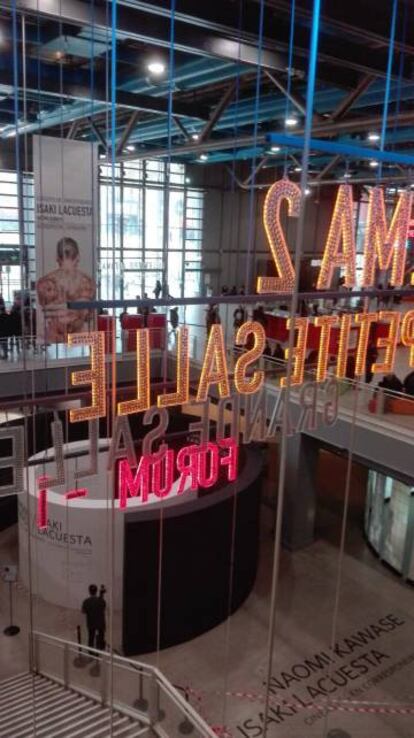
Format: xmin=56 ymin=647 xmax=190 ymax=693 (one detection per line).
xmin=82 ymin=584 xmax=106 ymax=652
xmin=0 ymin=309 xmax=10 ymax=359
xmin=365 ymin=342 xmax=378 ymax=384
xmin=9 ymin=300 xmax=22 ymax=354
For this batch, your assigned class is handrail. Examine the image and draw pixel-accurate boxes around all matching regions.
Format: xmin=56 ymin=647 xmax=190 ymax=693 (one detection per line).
xmin=32 ymin=630 xmax=216 ymax=737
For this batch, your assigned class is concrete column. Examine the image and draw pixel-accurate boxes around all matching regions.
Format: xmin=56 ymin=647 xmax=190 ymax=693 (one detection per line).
xmin=282 ymin=434 xmax=318 ymax=550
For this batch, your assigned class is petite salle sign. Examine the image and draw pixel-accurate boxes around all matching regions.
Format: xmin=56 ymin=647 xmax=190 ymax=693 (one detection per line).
xmin=2 ymin=180 xmax=414 ymax=526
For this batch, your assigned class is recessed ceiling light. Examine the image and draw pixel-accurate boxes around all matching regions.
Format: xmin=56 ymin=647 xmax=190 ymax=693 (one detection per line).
xmin=191 ymin=133 xmax=199 ymax=141
xmin=99 ymin=153 xmax=106 ymax=160
xmin=343 ymin=172 xmax=352 ymax=179
xmin=285 ymin=116 xmax=298 ymax=127
xmin=185 ymin=176 xmax=191 ymax=183
xmin=368 ymin=132 xmax=380 ymax=142
xmin=147 ymin=60 xmax=165 ymax=76
xmin=126 ymin=144 xmax=135 ymax=152
xmin=270 ymin=145 xmax=281 ymax=153
xmin=369 ymin=160 xmax=379 ymax=168
xmin=304 ymin=188 xmax=311 ymax=196
xmin=294 ymin=166 xmax=302 ymax=172
xmin=199 ymin=154 xmax=208 ymax=162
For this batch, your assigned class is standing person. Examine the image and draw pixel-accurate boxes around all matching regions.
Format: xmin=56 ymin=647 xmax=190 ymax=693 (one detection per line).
xmin=365 ymin=333 xmax=378 ymax=384
xmin=0 ymin=308 xmax=9 ymax=359
xmin=206 ymin=305 xmax=220 ymax=336
xmin=252 ymin=305 xmax=267 ymax=329
xmin=169 ymin=306 xmax=179 ymax=333
xmin=233 ymin=305 xmax=246 ymax=331
xmin=153 ymin=280 xmax=162 ymax=300
xmin=9 ymin=297 xmax=22 ymax=355
xmin=81 ymin=584 xmax=106 ymax=653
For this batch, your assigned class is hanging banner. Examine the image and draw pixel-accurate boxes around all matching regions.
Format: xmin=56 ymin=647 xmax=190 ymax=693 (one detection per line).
xmin=33 ymin=135 xmax=97 ymax=343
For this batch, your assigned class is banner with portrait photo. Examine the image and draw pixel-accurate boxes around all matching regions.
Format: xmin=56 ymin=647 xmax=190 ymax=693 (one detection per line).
xmin=33 ymin=135 xmax=98 ymax=343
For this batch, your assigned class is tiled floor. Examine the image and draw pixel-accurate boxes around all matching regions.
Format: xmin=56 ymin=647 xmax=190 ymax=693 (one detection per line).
xmin=0 ymin=303 xmax=413 ymax=736
xmin=1 ymin=486 xmax=413 ymax=737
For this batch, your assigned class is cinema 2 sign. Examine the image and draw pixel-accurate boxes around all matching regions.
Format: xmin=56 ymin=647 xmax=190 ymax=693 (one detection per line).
xmin=1 ymin=181 xmax=414 ymax=525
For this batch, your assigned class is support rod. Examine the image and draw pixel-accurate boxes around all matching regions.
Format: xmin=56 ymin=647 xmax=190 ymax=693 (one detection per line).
xmin=199 ymin=82 xmax=237 ymax=143
xmin=173 ymin=116 xmax=191 ymax=140
xmin=315 ymin=154 xmax=342 ymax=180
xmin=330 ymin=74 xmax=375 ymax=122
xmin=88 ymin=117 xmax=108 ymax=149
xmin=116 ymin=111 xmax=140 ymax=155
xmin=67 ymin=120 xmax=80 ymax=139
xmin=68 ymin=286 xmax=414 ymax=310
xmin=264 ymin=70 xmax=323 ymax=121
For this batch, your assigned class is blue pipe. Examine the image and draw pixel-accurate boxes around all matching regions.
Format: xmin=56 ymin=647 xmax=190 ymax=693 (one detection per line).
xmin=267 ymin=132 xmax=414 ymax=165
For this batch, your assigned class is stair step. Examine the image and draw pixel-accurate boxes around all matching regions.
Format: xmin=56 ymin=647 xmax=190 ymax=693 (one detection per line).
xmin=85 ymin=715 xmax=132 ymax=738
xmin=115 ymin=725 xmax=149 ymax=737
xmin=35 ymin=702 xmax=106 ymax=738
xmin=0 ymin=673 xmax=32 ymax=689
xmin=0 ymin=674 xmax=42 ymax=702
xmin=0 ymin=673 xmax=152 ymax=738
xmin=0 ymin=681 xmax=60 ymax=712
xmin=0 ymin=688 xmax=79 ymax=731
xmin=11 ymin=700 xmax=97 ymax=738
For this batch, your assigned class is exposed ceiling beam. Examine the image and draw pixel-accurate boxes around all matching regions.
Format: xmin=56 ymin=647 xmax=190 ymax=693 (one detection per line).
xmin=173 ymin=116 xmax=191 ymax=140
xmin=264 ymin=70 xmax=324 ymax=122
xmin=66 ymin=119 xmax=80 ymax=139
xmin=88 ymin=117 xmax=107 ymax=149
xmin=199 ymin=82 xmax=236 ymax=143
xmin=259 ymin=0 xmax=414 ymax=57
xmin=0 ymin=68 xmax=209 ymax=120
xmin=329 ymin=74 xmax=375 ymax=122
xmin=116 ymin=111 xmax=140 ymax=155
xmin=2 ymin=0 xmax=288 ymax=72
xmin=119 ymin=110 xmax=414 ymax=161
xmin=314 ymin=154 xmax=342 ymax=181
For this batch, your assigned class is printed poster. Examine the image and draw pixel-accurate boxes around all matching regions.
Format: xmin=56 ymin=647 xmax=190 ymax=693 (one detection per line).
xmin=33 ymin=135 xmax=97 ymax=342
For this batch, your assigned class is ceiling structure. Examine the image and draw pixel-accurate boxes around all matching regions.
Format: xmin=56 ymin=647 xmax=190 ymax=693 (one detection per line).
xmin=1 ymin=0 xmax=414 ymax=183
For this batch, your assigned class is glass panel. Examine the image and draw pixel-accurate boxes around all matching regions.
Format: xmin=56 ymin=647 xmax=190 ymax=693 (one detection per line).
xmin=145 ymin=189 xmax=164 ymax=251
xmin=168 ymin=190 xmax=184 ymax=298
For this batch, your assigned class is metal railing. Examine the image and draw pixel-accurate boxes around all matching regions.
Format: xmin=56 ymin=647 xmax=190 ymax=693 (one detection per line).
xmin=30 ymin=630 xmax=216 ymax=738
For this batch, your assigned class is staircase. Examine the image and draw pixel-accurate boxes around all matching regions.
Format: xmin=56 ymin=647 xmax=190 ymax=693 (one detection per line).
xmin=0 ymin=672 xmax=149 ymax=737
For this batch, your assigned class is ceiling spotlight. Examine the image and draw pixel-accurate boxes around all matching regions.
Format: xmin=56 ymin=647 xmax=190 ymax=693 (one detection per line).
xmin=126 ymin=144 xmax=135 ymax=152
xmin=191 ymin=133 xmax=199 ymax=141
xmin=199 ymin=154 xmax=208 ymax=162
xmin=285 ymin=116 xmax=298 ymax=127
xmin=343 ymin=172 xmax=352 ymax=179
xmin=304 ymin=188 xmax=311 ymax=196
xmin=99 ymin=153 xmax=106 ymax=160
xmin=369 ymin=160 xmax=379 ymax=168
xmin=185 ymin=176 xmax=191 ymax=183
xmin=368 ymin=132 xmax=380 ymax=142
xmin=294 ymin=166 xmax=302 ymax=172
xmin=270 ymin=145 xmax=281 ymax=153
xmin=147 ymin=60 xmax=165 ymax=76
